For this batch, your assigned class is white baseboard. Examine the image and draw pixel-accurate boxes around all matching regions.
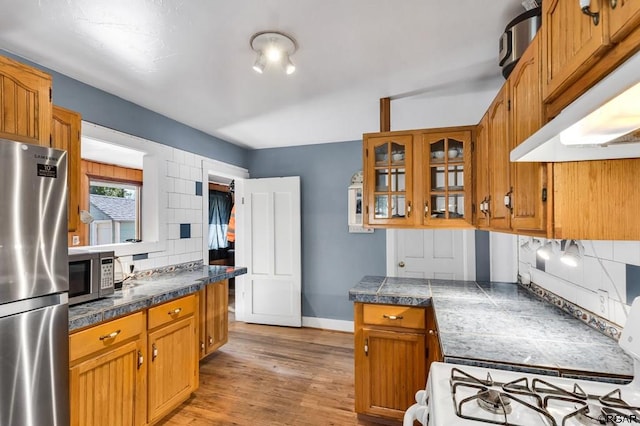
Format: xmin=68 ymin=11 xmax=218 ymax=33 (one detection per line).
xmin=302 ymin=316 xmax=354 ymax=333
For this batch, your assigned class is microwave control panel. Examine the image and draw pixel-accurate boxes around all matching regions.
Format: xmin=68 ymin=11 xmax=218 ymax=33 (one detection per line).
xmin=100 ymin=257 xmax=114 ymax=290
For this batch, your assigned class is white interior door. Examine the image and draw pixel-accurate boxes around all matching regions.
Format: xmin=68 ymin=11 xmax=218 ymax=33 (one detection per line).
xmin=236 ymin=176 xmax=301 ymax=327
xmin=387 ymin=229 xmax=475 ymax=280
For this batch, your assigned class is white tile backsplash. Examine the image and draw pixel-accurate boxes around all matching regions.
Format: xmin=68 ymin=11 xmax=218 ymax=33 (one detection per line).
xmin=119 ymin=139 xmax=247 ymax=274
xmin=518 ymin=237 xmax=633 ymax=327
xmin=613 ymin=241 xmax=640 ymax=266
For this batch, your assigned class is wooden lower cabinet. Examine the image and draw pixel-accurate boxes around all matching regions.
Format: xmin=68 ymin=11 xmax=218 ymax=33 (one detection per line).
xmin=354 ymin=303 xmax=438 ymax=422
xmin=199 ymin=279 xmax=229 ymax=359
xmin=147 ymin=295 xmax=199 ymax=424
xmin=69 ymin=312 xmax=147 ymax=426
xmin=69 ymin=294 xmax=200 ymax=426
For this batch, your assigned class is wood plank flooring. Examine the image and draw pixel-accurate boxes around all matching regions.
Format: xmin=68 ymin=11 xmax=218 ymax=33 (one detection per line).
xmin=157 ymin=317 xmax=384 ymax=426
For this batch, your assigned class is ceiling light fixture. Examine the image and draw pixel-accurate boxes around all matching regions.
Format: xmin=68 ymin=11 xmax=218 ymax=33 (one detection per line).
xmin=250 ymin=31 xmax=298 ymax=75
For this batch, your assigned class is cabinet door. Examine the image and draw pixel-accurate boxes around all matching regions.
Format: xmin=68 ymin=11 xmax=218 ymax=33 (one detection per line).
xmin=421 ymin=131 xmax=472 ymax=226
xmin=474 ymin=113 xmax=490 ymax=229
xmin=509 ymin=36 xmax=547 ymax=234
xmin=52 ymin=106 xmax=81 ymax=234
xmin=553 ymin=159 xmax=640 ymax=240
xmin=609 ymin=0 xmax=640 ymax=42
xmin=426 ymin=306 xmax=442 ymax=371
xmin=0 ymin=54 xmax=52 ymax=146
xmin=203 ymin=280 xmax=229 ymax=356
xmin=542 ymin=0 xmax=610 ymax=102
xmin=363 ymin=134 xmax=414 ymax=226
xmin=358 ymin=328 xmax=426 ymax=420
xmin=487 ymin=86 xmax=511 ymax=231
xmin=69 ymin=340 xmax=145 ymax=426
xmin=148 ymin=315 xmax=197 ymax=424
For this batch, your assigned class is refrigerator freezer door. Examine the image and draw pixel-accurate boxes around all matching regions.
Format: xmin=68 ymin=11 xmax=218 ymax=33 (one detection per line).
xmin=0 ymin=139 xmax=68 ymax=303
xmin=0 ymin=295 xmax=69 ymax=426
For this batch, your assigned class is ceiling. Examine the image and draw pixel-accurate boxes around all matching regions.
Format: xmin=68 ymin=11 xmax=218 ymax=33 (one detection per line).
xmin=0 ymin=1 xmax=525 ymax=150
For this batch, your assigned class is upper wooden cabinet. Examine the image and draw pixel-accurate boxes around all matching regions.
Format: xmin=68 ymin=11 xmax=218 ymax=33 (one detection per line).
xmin=542 ymin=0 xmax=611 ymax=104
xmin=0 ymin=54 xmax=52 ymax=146
xmin=363 ymin=133 xmax=414 ymax=227
xmin=474 ymin=112 xmax=490 ymax=229
xmin=509 ymin=35 xmax=548 ymax=235
xmin=363 ymin=127 xmax=474 ymax=229
xmin=486 ymin=85 xmax=511 ymax=232
xmin=420 ymin=130 xmax=472 ymax=227
xmin=553 ymin=159 xmax=640 ymax=240
xmin=52 ymin=106 xmax=81 ymax=234
xmin=475 ymin=35 xmax=548 ymax=236
xmin=609 ymin=0 xmax=640 ymax=42
xmin=542 ymin=0 xmax=640 ymax=117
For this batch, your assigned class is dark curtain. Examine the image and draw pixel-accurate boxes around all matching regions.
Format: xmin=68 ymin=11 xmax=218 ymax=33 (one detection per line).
xmin=208 ymin=190 xmax=233 ymax=256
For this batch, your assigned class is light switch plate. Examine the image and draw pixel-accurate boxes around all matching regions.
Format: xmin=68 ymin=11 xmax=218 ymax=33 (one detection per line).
xmin=597 ymin=289 xmax=609 ymax=318
xmin=72 ymin=235 xmax=80 ymax=246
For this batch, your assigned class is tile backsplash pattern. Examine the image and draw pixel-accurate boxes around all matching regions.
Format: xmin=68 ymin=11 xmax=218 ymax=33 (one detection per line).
xmin=518 ymin=237 xmax=640 ymax=328
xmin=519 ymin=280 xmax=623 ymax=340
xmin=117 ymin=146 xmax=206 ymax=273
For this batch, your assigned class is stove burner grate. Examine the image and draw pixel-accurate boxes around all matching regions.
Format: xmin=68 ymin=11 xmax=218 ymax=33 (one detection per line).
xmin=477 ymin=389 xmax=512 ymax=415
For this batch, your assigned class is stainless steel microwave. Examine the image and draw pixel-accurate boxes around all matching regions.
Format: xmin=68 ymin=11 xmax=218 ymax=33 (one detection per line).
xmin=68 ymin=248 xmax=115 ymax=305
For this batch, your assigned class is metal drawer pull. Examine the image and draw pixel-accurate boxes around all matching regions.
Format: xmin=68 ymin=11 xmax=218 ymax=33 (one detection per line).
xmin=99 ymin=329 xmax=121 ymax=341
xmin=383 ymin=314 xmax=403 ymax=320
xmin=168 ymin=307 xmax=182 ymax=315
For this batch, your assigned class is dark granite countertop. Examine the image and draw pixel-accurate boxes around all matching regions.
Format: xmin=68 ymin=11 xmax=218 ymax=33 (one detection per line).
xmin=69 ymin=265 xmax=247 ymax=331
xmin=349 ymin=276 xmax=634 ymax=381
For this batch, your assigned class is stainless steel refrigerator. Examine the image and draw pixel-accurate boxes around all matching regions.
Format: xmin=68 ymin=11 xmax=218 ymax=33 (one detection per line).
xmin=0 ymin=138 xmax=70 ymax=425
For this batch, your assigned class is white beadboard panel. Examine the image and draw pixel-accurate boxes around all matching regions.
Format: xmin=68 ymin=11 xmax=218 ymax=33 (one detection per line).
xmin=179 ymin=164 xmax=190 ymax=179
xmin=584 ymin=240 xmax=614 ymax=261
xmin=613 ymin=241 xmax=640 ymax=266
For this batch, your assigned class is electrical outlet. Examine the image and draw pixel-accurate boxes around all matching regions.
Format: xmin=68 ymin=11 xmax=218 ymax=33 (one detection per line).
xmin=597 ymin=289 xmax=609 ymax=318
xmin=72 ymin=235 xmax=80 ymax=246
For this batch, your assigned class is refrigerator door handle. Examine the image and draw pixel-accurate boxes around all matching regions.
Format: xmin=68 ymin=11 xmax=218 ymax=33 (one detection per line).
xmin=0 ymin=293 xmax=67 ymax=318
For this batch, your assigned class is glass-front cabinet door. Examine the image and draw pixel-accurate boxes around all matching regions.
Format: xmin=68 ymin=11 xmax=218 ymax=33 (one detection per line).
xmin=363 ymin=133 xmax=414 ymax=226
xmin=421 ymin=131 xmax=472 ymax=226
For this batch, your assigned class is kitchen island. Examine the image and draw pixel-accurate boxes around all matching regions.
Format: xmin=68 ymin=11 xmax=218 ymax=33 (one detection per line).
xmin=350 ymin=276 xmax=633 ymax=379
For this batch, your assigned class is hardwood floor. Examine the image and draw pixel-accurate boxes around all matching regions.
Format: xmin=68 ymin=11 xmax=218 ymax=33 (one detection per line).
xmin=157 ymin=316 xmax=385 ymax=426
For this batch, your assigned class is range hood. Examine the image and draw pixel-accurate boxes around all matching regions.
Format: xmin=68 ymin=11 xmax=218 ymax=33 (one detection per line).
xmin=511 ymin=50 xmax=640 ymax=162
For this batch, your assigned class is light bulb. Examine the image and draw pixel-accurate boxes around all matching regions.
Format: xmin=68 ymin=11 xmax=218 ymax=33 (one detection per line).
xmin=265 ymin=45 xmax=282 ymax=62
xmin=285 ymin=54 xmax=295 ymax=75
xmin=537 ymin=241 xmax=552 ymax=260
xmin=253 ymin=53 xmax=266 ymax=74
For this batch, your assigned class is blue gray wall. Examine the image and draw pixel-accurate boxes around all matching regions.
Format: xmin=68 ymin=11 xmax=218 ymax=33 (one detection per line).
xmin=0 ymin=50 xmax=248 ymax=168
xmin=248 ymin=142 xmax=387 ymax=321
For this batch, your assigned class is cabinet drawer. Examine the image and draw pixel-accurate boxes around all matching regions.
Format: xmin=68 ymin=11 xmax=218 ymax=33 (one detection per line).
xmin=70 ymin=311 xmax=144 ymax=363
xmin=148 ymin=294 xmax=196 ymax=330
xmin=362 ymin=304 xmax=425 ymax=329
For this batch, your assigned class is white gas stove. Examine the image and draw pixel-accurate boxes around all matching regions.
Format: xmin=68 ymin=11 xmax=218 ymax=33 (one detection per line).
xmin=404 ymin=297 xmax=640 ymax=426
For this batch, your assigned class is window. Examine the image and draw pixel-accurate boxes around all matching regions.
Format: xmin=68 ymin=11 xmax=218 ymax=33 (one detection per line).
xmin=89 ymin=180 xmax=141 ymax=246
